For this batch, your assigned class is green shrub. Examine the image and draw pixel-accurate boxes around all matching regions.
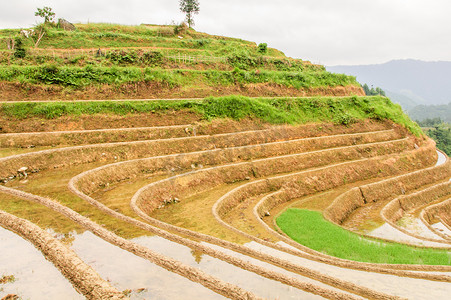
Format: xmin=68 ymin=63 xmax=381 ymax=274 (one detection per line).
xmin=257 ymin=43 xmax=267 ymax=54
xmin=13 ymin=37 xmax=26 ymax=59
xmin=174 ymin=22 xmax=188 ymax=35
xmin=334 ymin=112 xmax=357 ymax=125
xmin=141 ymin=51 xmax=163 ymax=66
xmin=227 ymin=54 xmax=262 ymax=70
xmin=194 ymin=39 xmax=211 ymax=48
xmin=106 ymin=50 xmax=138 ymax=64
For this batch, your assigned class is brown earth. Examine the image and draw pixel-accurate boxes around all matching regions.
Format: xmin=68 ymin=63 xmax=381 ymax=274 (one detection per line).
xmin=0 ymin=81 xmax=364 ymax=101
xmin=0 ymin=275 xmax=15 ymax=284
xmin=0 ymin=110 xmax=202 ymax=133
xmin=1 ymin=295 xmax=19 ymax=300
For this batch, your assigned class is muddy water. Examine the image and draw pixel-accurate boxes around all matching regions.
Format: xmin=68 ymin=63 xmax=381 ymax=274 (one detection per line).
xmin=72 ymin=231 xmax=325 ymax=299
xmin=246 ymin=241 xmax=451 ymax=300
xmin=0 ymin=226 xmax=82 ymax=300
xmin=432 ymin=222 xmax=451 ymax=239
xmin=71 ymin=231 xmax=223 ymax=300
xmin=436 ymin=150 xmax=447 ymax=167
xmin=397 ymin=216 xmax=448 ymax=241
xmin=1 ymin=225 xmax=330 ymax=299
xmin=368 ymin=223 xmax=448 ymax=247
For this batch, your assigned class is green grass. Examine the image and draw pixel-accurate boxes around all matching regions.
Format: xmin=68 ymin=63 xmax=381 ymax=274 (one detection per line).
xmin=0 ymin=49 xmax=320 ymax=73
xmin=0 ymin=23 xmax=259 ymax=54
xmin=276 ymin=209 xmax=451 ymax=265
xmin=0 ymin=64 xmax=355 ymax=89
xmin=0 ymin=22 xmax=309 ymax=73
xmin=0 ymin=96 xmax=422 ymax=135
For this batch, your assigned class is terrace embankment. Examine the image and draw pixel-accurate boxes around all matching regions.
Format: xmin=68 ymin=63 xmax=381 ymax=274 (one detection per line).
xmin=2 ymin=95 xmax=449 ymax=299
xmin=135 ymin=129 xmax=419 ymax=218
xmin=0 ymin=118 xmax=396 ymax=181
xmin=0 ymin=81 xmax=364 ymax=101
xmin=422 ymin=198 xmax=451 ymax=238
xmin=324 ymin=154 xmax=450 ymax=227
xmin=381 ymin=181 xmax=451 ymax=244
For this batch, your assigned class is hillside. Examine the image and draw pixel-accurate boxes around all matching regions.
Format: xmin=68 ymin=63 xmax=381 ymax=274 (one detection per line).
xmin=0 ymin=23 xmax=362 ymax=100
xmin=327 ymin=59 xmax=451 ymax=106
xmin=0 ymin=23 xmax=450 ymax=300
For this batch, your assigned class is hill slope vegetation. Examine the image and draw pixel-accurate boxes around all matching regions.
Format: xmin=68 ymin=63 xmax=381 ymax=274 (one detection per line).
xmin=0 ymin=23 xmax=362 ymax=100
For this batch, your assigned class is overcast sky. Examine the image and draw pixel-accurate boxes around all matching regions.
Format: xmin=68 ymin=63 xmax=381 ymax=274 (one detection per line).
xmin=2 ymin=0 xmax=451 ymax=65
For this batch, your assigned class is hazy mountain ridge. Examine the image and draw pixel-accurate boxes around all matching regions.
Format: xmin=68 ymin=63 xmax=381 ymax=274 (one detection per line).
xmin=409 ymin=103 xmax=451 ymax=123
xmin=327 ymin=59 xmax=451 ymax=106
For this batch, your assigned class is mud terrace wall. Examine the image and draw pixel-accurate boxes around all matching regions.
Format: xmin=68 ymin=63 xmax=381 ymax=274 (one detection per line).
xmin=251 ymin=140 xmax=437 ymax=220
xmin=0 ymin=125 xmax=194 ymax=148
xmin=0 ymin=119 xmax=277 ymax=148
xmin=422 ymin=198 xmax=451 ymax=240
xmin=360 ymin=160 xmax=450 ymax=204
xmin=0 ymin=210 xmax=127 ymax=299
xmin=324 ymin=145 xmax=449 ymax=225
xmin=383 ymin=181 xmax=451 ymax=223
xmin=323 ymin=188 xmax=364 ymax=225
xmin=0 ymin=121 xmax=399 ymax=181
xmin=76 ymin=129 xmax=406 ymax=195
xmin=135 ymin=138 xmax=419 ymax=216
xmin=381 ymin=181 xmax=451 ymax=245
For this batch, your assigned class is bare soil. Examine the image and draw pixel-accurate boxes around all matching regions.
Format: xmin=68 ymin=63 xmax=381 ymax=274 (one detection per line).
xmin=0 ymin=110 xmax=202 ymax=133
xmin=0 ymin=81 xmax=364 ymax=101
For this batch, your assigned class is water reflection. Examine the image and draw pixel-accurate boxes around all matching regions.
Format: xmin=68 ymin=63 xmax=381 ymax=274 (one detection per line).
xmin=2 ymin=224 xmax=324 ymax=299
xmin=247 ymin=241 xmax=451 ymax=300
xmin=0 ymin=226 xmax=82 ymax=300
xmin=436 ymin=150 xmax=446 ymax=166
xmin=71 ymin=232 xmax=223 ymax=300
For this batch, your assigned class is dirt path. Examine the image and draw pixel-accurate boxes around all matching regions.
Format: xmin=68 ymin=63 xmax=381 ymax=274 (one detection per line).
xmin=0 ymin=95 xmax=353 ymax=103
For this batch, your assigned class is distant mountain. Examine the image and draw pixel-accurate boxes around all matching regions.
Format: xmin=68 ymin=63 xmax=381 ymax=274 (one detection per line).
xmin=408 ymin=103 xmax=451 ymax=123
xmin=327 ymin=59 xmax=451 ymax=106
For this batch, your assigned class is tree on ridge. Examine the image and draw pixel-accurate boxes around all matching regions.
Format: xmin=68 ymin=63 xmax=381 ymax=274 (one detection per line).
xmin=179 ymin=0 xmax=200 ymax=28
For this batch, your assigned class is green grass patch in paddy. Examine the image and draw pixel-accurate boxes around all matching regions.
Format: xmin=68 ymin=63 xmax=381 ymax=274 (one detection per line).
xmin=276 ymin=209 xmax=451 ymax=265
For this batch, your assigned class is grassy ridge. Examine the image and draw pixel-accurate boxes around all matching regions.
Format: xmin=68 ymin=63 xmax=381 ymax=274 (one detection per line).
xmin=0 ymin=95 xmax=422 ymax=135
xmin=0 ymin=23 xmax=282 ymax=57
xmin=0 ymin=50 xmax=323 ymax=72
xmin=0 ymin=65 xmax=355 ymax=89
xmin=276 ymin=209 xmax=451 ymax=265
xmin=0 ymin=23 xmax=360 ymax=98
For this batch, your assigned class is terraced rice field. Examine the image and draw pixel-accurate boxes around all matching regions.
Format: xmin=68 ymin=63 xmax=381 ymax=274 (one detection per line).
xmin=0 ymin=110 xmax=450 ymax=299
